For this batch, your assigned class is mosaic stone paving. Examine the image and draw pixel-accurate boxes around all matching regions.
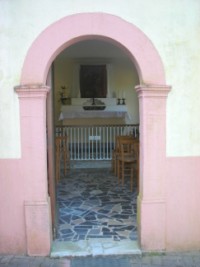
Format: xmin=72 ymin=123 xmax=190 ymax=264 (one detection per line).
xmin=56 ymin=167 xmax=138 ymax=242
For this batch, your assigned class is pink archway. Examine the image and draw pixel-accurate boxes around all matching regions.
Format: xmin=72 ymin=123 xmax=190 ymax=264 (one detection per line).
xmin=20 ymin=13 xmax=166 ymax=85
xmin=16 ymin=13 xmax=171 ymax=255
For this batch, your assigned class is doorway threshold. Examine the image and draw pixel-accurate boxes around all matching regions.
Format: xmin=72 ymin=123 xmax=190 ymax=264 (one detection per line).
xmin=51 ymin=239 xmax=141 ymax=257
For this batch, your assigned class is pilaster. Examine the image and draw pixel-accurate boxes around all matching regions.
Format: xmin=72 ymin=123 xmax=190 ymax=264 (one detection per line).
xmin=136 ymin=84 xmax=171 ymax=251
xmin=15 ymin=84 xmax=52 ymax=256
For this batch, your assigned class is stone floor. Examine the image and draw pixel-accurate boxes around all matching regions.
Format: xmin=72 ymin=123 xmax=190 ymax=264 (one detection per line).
xmin=2 ymin=252 xmax=200 ymax=267
xmin=55 ymin=164 xmax=138 ymax=243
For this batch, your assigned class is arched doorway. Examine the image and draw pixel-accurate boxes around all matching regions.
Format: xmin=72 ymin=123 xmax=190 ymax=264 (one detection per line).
xmin=16 ymin=13 xmax=171 ymax=255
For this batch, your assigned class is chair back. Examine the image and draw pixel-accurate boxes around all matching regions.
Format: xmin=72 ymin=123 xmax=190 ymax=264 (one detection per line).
xmin=120 ymin=138 xmax=136 ymax=158
xmin=115 ymin=135 xmax=133 ymax=152
xmin=133 ymin=140 xmax=139 ymax=158
xmin=55 ymin=135 xmax=70 ymax=182
xmin=55 ymin=136 xmax=68 ymax=151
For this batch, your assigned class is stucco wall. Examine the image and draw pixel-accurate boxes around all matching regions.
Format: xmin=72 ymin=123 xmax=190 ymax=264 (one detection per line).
xmin=0 ymin=1 xmax=200 ymax=254
xmin=0 ymin=0 xmax=200 ymax=157
xmin=166 ymin=157 xmax=200 ymax=251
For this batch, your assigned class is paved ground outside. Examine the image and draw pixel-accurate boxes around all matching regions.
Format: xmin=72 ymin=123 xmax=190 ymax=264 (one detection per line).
xmin=1 ymin=252 xmax=200 ymax=267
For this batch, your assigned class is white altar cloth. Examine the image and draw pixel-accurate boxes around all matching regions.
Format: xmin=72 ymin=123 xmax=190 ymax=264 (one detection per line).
xmin=59 ymin=105 xmax=131 ymax=122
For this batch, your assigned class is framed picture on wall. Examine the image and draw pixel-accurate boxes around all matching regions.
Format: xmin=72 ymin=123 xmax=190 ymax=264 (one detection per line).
xmin=79 ymin=65 xmax=107 ymax=98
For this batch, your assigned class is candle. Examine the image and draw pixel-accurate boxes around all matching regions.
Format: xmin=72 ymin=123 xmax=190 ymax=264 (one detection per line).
xmin=117 ymin=89 xmax=120 ymax=98
xmin=122 ymin=90 xmax=125 ymax=99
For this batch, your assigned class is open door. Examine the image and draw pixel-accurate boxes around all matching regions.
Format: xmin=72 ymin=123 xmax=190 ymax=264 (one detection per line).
xmin=46 ymin=65 xmax=57 ymax=237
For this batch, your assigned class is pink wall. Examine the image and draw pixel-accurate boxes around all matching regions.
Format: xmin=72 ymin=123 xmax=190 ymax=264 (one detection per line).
xmin=166 ymin=157 xmax=200 ymax=251
xmin=1 ymin=156 xmax=199 ymax=253
xmin=0 ymin=12 xmax=200 ymax=255
xmin=0 ymin=85 xmax=52 ymax=255
xmin=0 ymin=159 xmax=26 ymax=253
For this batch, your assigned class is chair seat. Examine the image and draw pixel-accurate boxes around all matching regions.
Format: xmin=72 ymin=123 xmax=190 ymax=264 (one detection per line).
xmin=118 ymin=154 xmax=136 ymax=163
xmin=111 ymin=135 xmax=134 ymax=175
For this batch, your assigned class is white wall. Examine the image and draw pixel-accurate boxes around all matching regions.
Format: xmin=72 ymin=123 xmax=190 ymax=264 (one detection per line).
xmin=0 ymin=0 xmax=200 ymax=157
xmin=53 ymin=56 xmax=139 ymax=125
xmin=53 ymin=58 xmax=74 ymax=125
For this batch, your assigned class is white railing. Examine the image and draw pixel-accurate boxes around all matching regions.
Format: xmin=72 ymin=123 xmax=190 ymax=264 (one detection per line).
xmin=56 ymin=124 xmax=139 ymax=160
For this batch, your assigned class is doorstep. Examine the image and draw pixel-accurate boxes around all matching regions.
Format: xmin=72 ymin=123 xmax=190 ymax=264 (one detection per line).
xmin=51 ymin=239 xmax=141 ymax=257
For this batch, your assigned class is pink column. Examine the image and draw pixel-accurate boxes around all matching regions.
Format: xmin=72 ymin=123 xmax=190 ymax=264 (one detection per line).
xmin=15 ymin=84 xmax=52 ymax=256
xmin=136 ymin=84 xmax=171 ymax=251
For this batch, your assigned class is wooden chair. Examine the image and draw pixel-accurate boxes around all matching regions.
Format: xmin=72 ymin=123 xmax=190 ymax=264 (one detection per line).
xmin=112 ymin=135 xmax=133 ymax=176
xmin=133 ymin=140 xmax=139 ymax=190
xmin=112 ymin=135 xmax=121 ymax=175
xmin=128 ymin=139 xmax=140 ymax=191
xmin=117 ymin=138 xmax=139 ymax=191
xmin=55 ymin=136 xmax=70 ymax=183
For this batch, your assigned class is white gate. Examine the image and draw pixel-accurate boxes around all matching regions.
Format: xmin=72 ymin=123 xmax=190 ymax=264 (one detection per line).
xmin=56 ymin=124 xmax=139 ymax=160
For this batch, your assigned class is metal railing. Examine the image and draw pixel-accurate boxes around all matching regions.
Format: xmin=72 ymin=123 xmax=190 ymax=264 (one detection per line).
xmin=55 ymin=124 xmax=139 ymax=160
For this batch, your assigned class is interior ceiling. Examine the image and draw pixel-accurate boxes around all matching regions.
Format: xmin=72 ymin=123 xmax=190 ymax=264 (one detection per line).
xmin=58 ymin=40 xmax=129 ymax=59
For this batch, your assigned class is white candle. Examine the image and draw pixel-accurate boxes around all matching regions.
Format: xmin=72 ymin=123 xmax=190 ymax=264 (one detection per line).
xmin=122 ymin=90 xmax=125 ymax=99
xmin=117 ymin=89 xmax=119 ymax=98
xmin=117 ymin=89 xmax=120 ymax=98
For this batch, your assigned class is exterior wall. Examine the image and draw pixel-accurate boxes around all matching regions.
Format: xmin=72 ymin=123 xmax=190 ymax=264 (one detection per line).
xmin=1 ymin=0 xmax=200 ymax=157
xmin=0 ymin=0 xmax=200 ymax=254
xmin=166 ymin=157 xmax=200 ymax=251
xmin=0 ymin=85 xmax=52 ymax=255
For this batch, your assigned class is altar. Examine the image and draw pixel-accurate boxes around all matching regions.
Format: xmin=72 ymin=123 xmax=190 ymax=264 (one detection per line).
xmin=59 ymin=98 xmax=131 ymax=125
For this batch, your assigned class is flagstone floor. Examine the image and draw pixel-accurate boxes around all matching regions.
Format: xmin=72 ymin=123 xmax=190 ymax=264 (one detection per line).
xmin=55 ymin=165 xmax=138 ymax=242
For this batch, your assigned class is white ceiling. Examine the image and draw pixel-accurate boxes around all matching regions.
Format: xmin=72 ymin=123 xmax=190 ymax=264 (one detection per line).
xmin=58 ymin=40 xmax=129 ymax=59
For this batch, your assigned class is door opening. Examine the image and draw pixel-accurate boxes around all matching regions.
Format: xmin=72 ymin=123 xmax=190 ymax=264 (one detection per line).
xmin=49 ymin=39 xmax=140 ymax=256
xmin=19 ymin=13 xmax=169 ymax=254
